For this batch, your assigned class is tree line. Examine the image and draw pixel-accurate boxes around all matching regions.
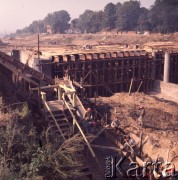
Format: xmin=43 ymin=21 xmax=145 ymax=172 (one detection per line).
xmin=16 ymin=0 xmax=178 ymax=34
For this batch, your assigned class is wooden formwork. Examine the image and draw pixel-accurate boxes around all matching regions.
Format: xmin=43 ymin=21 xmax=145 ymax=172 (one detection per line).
xmin=52 ymin=51 xmax=153 ymax=98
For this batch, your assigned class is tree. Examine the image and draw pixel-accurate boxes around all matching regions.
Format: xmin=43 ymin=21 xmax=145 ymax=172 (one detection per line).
xmin=16 ymin=10 xmax=71 ymax=34
xmin=89 ymin=11 xmax=104 ymax=33
xmin=77 ymin=10 xmax=95 ymax=33
xmin=103 ymin=3 xmax=117 ymax=29
xmin=70 ymin=18 xmax=80 ymax=29
xmin=51 ymin=10 xmax=71 ymax=33
xmin=137 ymin=8 xmax=151 ymax=31
xmin=149 ymin=0 xmax=178 ymax=33
xmin=116 ymin=1 xmax=141 ymax=31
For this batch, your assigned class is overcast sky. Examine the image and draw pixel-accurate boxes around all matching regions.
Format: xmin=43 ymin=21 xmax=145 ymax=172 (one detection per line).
xmin=0 ymin=0 xmax=155 ymax=34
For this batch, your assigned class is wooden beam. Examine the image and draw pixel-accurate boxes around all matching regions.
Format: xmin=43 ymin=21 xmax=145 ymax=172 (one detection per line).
xmin=137 ymin=81 xmax=143 ymax=93
xmin=91 ymin=144 xmax=121 ymax=152
xmin=31 ymin=85 xmax=59 ymax=90
xmin=41 ymin=92 xmax=66 ymax=141
xmin=63 ymin=96 xmax=96 ymax=158
xmin=129 ymin=78 xmax=134 ymax=96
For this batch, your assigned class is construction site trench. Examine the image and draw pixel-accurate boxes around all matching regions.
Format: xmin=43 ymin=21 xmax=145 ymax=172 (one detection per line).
xmin=0 ymin=43 xmax=178 ymax=179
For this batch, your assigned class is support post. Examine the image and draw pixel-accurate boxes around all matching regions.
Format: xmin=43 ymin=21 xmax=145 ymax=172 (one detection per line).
xmin=72 ymin=93 xmax=76 ymax=107
xmin=41 ymin=92 xmax=46 ymax=101
xmin=151 ymin=51 xmax=156 ymax=80
xmin=58 ymin=87 xmax=62 ymax=100
xmin=38 ymin=34 xmax=40 ymax=60
xmin=129 ymin=78 xmax=134 ymax=96
xmin=73 ymin=118 xmax=76 ymax=135
xmin=164 ymin=52 xmax=170 ymax=83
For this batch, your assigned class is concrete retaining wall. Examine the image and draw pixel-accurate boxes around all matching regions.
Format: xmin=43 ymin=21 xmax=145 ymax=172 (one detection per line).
xmin=153 ymin=80 xmax=178 ymax=101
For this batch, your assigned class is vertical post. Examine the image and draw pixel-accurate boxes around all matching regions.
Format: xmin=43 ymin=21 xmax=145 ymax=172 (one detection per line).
xmin=129 ymin=78 xmax=134 ymax=96
xmin=72 ymin=93 xmax=76 ymax=107
xmin=164 ymin=52 xmax=170 ymax=83
xmin=58 ymin=86 xmax=62 ymax=100
xmin=38 ymin=34 xmax=40 ymax=60
xmin=152 ymin=51 xmax=156 ymax=80
xmin=73 ymin=118 xmax=75 ymax=135
xmin=80 ymin=77 xmax=83 ymax=99
xmin=41 ymin=92 xmax=46 ymax=101
xmin=105 ymin=112 xmax=108 ymax=125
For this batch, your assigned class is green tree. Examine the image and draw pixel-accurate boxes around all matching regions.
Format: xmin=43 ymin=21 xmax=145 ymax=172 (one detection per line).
xmin=77 ymin=10 xmax=95 ymax=33
xmin=51 ymin=10 xmax=71 ymax=33
xmin=149 ymin=0 xmax=178 ymax=33
xmin=137 ymin=7 xmax=151 ymax=31
xmin=116 ymin=1 xmax=141 ymax=31
xmin=70 ymin=18 xmax=80 ymax=29
xmin=89 ymin=11 xmax=104 ymax=33
xmin=103 ymin=3 xmax=117 ymax=29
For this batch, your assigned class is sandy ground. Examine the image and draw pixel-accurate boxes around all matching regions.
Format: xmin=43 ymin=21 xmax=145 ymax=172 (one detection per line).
xmin=96 ymin=92 xmax=178 ymax=169
xmin=1 ymin=33 xmax=178 ymax=56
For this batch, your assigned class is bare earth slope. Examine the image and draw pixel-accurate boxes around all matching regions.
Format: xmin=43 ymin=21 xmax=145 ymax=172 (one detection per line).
xmin=96 ymin=92 xmax=178 ymax=169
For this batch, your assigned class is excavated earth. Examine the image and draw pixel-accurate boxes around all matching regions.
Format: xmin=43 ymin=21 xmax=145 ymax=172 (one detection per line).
xmin=95 ymin=92 xmax=178 ymax=170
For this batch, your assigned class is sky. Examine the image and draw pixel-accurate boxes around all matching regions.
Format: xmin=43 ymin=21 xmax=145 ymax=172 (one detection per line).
xmin=0 ymin=0 xmax=155 ymax=34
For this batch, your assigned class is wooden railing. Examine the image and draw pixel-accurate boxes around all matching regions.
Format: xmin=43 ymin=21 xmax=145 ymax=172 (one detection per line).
xmin=41 ymin=91 xmax=66 ymax=141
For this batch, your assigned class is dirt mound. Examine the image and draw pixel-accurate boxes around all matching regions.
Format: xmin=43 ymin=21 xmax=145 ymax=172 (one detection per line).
xmin=95 ymin=92 xmax=178 ymax=169
xmin=144 ymin=108 xmax=175 ymax=130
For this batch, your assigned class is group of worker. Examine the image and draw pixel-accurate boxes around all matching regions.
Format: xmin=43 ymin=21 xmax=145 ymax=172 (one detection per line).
xmin=82 ymin=107 xmax=99 ymax=133
xmin=109 ymin=104 xmax=146 ymax=158
xmin=82 ymin=104 xmax=145 ymax=134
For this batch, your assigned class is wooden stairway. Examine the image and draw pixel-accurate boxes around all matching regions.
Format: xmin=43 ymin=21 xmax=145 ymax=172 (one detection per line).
xmin=46 ymin=109 xmax=71 ymax=140
xmin=40 ymin=82 xmax=103 ymax=179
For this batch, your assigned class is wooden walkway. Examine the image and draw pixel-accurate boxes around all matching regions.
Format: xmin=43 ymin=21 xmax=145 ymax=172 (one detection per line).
xmin=46 ymin=100 xmax=65 ymax=111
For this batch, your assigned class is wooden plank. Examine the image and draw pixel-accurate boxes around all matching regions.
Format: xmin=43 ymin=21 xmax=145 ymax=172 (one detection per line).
xmin=46 ymin=100 xmax=64 ymax=111
xmin=129 ymin=78 xmax=134 ymax=96
xmin=137 ymin=81 xmax=143 ymax=93
xmin=41 ymin=93 xmax=66 ymax=141
xmin=139 ymin=132 xmax=143 ymax=156
xmin=31 ymin=85 xmax=59 ymax=90
xmin=63 ymin=97 xmax=96 ymax=158
xmin=91 ymin=144 xmax=121 ymax=152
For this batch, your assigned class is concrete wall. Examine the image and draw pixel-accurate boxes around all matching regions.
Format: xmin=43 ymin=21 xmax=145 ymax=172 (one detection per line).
xmin=20 ymin=50 xmax=41 ymax=72
xmin=153 ymin=80 xmax=178 ymax=101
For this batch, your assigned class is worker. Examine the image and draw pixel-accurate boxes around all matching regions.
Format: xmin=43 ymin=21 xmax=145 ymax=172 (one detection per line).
xmin=84 ymin=108 xmax=92 ymax=121
xmin=123 ymin=136 xmax=136 ymax=158
xmin=111 ymin=117 xmax=120 ymax=133
xmin=83 ymin=108 xmax=93 ymax=132
xmin=138 ymin=105 xmax=145 ymax=127
xmin=162 ymin=163 xmax=175 ymax=178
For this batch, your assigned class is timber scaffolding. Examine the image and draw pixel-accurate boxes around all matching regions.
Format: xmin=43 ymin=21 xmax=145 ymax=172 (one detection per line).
xmin=0 ymin=50 xmax=115 ymax=179
xmin=51 ymin=50 xmax=178 ymax=98
xmin=1 ymin=49 xmax=178 ymax=178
